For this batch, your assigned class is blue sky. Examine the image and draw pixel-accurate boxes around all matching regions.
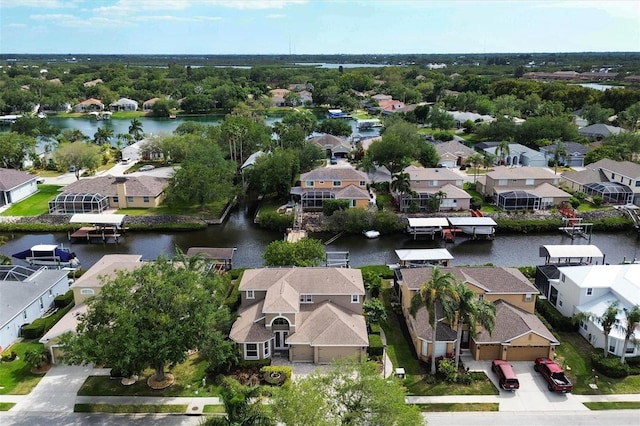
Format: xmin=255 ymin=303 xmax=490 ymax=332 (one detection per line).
xmin=1 ymin=0 xmax=639 ymax=55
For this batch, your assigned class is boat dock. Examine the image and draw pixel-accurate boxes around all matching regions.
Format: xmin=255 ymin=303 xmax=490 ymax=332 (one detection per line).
xmin=186 ymin=247 xmax=236 ymax=272
xmin=68 ymin=213 xmax=127 ymax=244
xmin=446 ymin=217 xmax=497 ymax=240
xmin=286 ymin=229 xmax=308 ymax=243
xmin=406 ymin=217 xmax=449 ymax=240
xmin=559 ymin=217 xmax=593 ymax=242
xmin=69 ymin=226 xmax=123 ymax=243
xmin=393 ymin=248 xmax=453 ymax=268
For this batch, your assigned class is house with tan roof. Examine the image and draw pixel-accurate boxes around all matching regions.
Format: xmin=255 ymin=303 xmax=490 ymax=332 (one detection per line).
xmin=230 ymin=267 xmax=368 ymax=364
xmin=39 ymin=254 xmax=144 ymax=363
xmin=142 ymin=97 xmax=160 ymax=111
xmin=83 ymin=78 xmax=103 ymax=87
xmin=48 ymin=176 xmax=168 ymax=214
xmin=0 ymin=168 xmax=39 ymax=208
xmin=560 ymin=159 xmax=640 ymax=206
xmin=269 ymin=88 xmax=290 ymax=107
xmin=433 ymin=140 xmax=475 ymax=168
xmin=73 ymin=98 xmax=104 ymax=112
xmin=291 ymin=167 xmax=370 ymax=210
xmin=396 ymin=266 xmax=559 ymax=362
xmin=398 ymin=165 xmax=467 ymax=212
xmin=309 ymin=134 xmax=352 ymax=158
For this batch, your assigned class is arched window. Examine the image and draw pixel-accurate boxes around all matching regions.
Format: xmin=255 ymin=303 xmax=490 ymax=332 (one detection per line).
xmin=272 ymin=317 xmax=289 ymax=326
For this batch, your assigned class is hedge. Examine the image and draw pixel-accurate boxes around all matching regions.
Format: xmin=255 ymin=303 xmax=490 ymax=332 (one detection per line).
xmin=369 ymin=323 xmax=382 ymax=335
xmin=359 ymin=265 xmax=394 ymax=280
xmin=21 ymin=302 xmax=75 ymax=340
xmin=256 ymin=210 xmax=294 ymax=231
xmin=535 ymin=299 xmax=577 ymax=332
xmin=54 ymin=290 xmax=74 ymax=308
xmin=591 ymin=351 xmax=629 ymax=378
xmin=368 ymin=334 xmax=384 ymax=357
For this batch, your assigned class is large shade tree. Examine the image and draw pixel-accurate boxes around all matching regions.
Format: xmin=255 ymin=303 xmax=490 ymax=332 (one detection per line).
xmin=54 ymin=141 xmax=101 ymax=180
xmin=271 ymin=359 xmax=422 ymax=426
xmin=60 ymin=255 xmax=232 ymax=385
xmin=0 ymin=132 xmax=37 ymax=169
xmin=262 ymin=238 xmax=325 ymax=267
xmin=410 ymin=267 xmax=460 ymax=375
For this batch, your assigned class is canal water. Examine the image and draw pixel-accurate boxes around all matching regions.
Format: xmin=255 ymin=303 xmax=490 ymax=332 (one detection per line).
xmin=2 ymin=204 xmax=639 ymax=270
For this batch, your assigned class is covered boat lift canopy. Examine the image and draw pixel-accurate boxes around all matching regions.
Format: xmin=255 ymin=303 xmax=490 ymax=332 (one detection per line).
xmin=186 ymin=247 xmax=236 ymax=271
xmin=539 ymin=244 xmax=605 ymax=265
xmin=70 ymin=214 xmax=126 ymax=227
xmin=447 ymin=217 xmax=497 ymax=238
xmin=394 ymin=248 xmax=453 ymax=268
xmin=69 ymin=214 xmax=127 ymax=243
xmin=406 ymin=217 xmax=450 ymax=240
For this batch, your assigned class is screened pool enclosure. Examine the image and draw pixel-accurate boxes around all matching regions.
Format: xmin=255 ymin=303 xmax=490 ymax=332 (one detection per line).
xmin=583 ymin=182 xmax=632 ymax=205
xmin=48 ymin=192 xmax=110 ymax=214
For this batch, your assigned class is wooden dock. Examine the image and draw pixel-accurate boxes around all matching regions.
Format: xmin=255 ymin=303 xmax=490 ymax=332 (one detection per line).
xmin=286 ymin=230 xmax=307 ymax=243
xmin=68 ymin=226 xmax=123 ymax=243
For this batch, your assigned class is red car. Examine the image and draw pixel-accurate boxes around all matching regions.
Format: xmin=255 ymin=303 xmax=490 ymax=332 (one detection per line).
xmin=534 ymin=357 xmax=573 ymax=393
xmin=491 ymin=359 xmax=520 ymax=391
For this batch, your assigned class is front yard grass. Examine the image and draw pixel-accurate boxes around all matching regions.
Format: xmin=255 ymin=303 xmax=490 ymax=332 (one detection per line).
xmin=0 ymin=402 xmax=16 ymax=411
xmin=415 ymin=402 xmax=499 ymax=412
xmin=77 ymin=353 xmax=222 ymax=397
xmin=0 ymin=342 xmax=48 ymax=395
xmin=583 ymin=401 xmax=640 ymax=410
xmin=1 ymin=185 xmax=61 ymax=216
xmin=74 ymin=403 xmax=187 ymax=413
xmin=203 ymin=404 xmax=226 ymax=414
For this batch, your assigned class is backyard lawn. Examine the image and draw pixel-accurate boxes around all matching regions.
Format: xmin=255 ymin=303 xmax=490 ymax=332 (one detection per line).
xmin=1 ymin=185 xmax=61 ymax=216
xmin=0 ymin=342 xmax=48 ymax=395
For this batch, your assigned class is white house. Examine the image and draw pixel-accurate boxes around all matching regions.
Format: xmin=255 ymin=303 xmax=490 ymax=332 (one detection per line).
xmin=549 ymin=264 xmax=640 ymax=358
xmin=110 ymin=98 xmax=138 ymax=112
xmin=0 ymin=168 xmax=39 ymax=208
xmin=0 ymin=265 xmax=70 ymax=352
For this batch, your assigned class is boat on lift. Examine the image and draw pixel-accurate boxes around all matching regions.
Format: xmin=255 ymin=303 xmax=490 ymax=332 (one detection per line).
xmin=12 ymin=244 xmax=80 ymax=270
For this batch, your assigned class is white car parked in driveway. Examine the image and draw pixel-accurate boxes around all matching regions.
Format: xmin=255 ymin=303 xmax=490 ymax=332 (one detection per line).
xmin=138 ymin=165 xmax=155 ymax=172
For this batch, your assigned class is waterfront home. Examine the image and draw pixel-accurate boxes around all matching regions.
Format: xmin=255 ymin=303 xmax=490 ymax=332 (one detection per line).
xmin=0 ymin=265 xmax=70 ymax=352
xmin=73 ymin=98 xmax=104 ymax=113
xmin=290 ymin=167 xmax=370 ymax=210
xmin=109 ymin=98 xmax=138 ymax=112
xmin=477 ymin=166 xmax=561 ymax=198
xmin=230 ymin=267 xmax=368 ymax=364
xmin=142 ymin=97 xmax=160 ymax=111
xmin=396 ymin=165 xmax=466 ymax=212
xmin=48 ymin=175 xmax=168 ymax=214
xmin=309 ymin=134 xmax=352 ymax=159
xmin=547 ymin=264 xmax=640 ymax=359
xmin=561 ymin=159 xmax=640 ymax=206
xmin=269 ymin=88 xmax=290 ymax=107
xmin=539 ymin=141 xmax=588 ymax=168
xmin=395 ymin=266 xmax=559 ymax=362
xmin=0 ymin=168 xmax=39 ymax=207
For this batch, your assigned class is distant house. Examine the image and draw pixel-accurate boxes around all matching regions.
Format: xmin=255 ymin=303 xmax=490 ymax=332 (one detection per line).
xmin=561 ymin=159 xmax=640 ymax=205
xmin=539 ymin=142 xmax=588 ymax=168
xmin=110 ymin=98 xmax=138 ymax=112
xmin=447 ymin=111 xmax=495 ymax=129
xmin=83 ymin=78 xmax=103 ymax=87
xmin=240 ymin=151 xmax=265 ymax=171
xmin=298 ymin=90 xmax=313 ymax=105
xmin=396 ymin=266 xmax=558 ymax=362
xmin=40 ymin=254 xmax=144 ymax=363
xmin=309 ymin=134 xmax=352 ymax=158
xmin=73 ymin=98 xmax=104 ymax=113
xmin=398 ymin=165 xmax=467 ymax=212
xmin=48 ymin=175 xmax=168 ymax=214
xmin=0 ymin=265 xmax=69 ymax=352
xmin=578 ymin=123 xmax=626 ymax=141
xmin=433 ymin=140 xmax=475 ymax=168
xmin=0 ymin=168 xmax=39 ymax=208
xmin=290 ymin=167 xmax=370 ymax=210
xmin=142 ymin=97 xmax=160 ymax=111
xmin=269 ymin=88 xmax=290 ymax=107
xmin=230 ymin=268 xmax=368 ymax=364
xmin=480 ymin=143 xmax=547 ymax=167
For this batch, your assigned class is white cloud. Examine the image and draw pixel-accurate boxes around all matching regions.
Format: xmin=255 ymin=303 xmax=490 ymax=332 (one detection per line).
xmin=30 ymin=14 xmax=76 ymax=20
xmin=531 ymin=0 xmax=639 ymax=19
xmin=93 ymin=0 xmax=189 ymax=15
xmin=135 ymin=15 xmax=215 ymax=22
xmin=201 ymin=0 xmax=306 ymax=10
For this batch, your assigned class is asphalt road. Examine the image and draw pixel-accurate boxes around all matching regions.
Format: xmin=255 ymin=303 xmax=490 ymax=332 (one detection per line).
xmin=0 ymin=412 xmax=202 ymax=426
xmin=424 ymin=410 xmax=640 ymax=426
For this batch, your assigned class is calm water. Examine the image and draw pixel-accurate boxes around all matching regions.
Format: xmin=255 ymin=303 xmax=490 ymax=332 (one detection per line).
xmin=2 ymin=204 xmax=639 ymax=270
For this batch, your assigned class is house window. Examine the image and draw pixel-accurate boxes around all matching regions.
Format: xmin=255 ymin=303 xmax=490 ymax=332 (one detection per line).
xmin=626 ymin=344 xmax=635 ymax=354
xmin=430 ymin=180 xmax=438 ymax=187
xmin=246 ymin=290 xmax=255 ymax=299
xmin=264 ymin=340 xmax=270 ymax=357
xmin=39 ymin=297 xmax=44 ymax=309
xmin=524 ymin=294 xmax=532 ymax=302
xmin=127 ymin=196 xmax=134 ymax=203
xmin=635 ymin=181 xmax=640 ymax=187
xmin=351 ymin=294 xmax=360 ymax=303
xmin=478 ymin=294 xmax=484 ymax=301
xmin=580 ymin=321 xmax=588 ymax=331
xmin=49 ymin=289 xmax=53 ymax=297
xmin=525 ymin=179 xmax=534 ymax=186
xmin=586 ymin=288 xmax=593 ymax=296
xmin=561 ymin=274 xmax=566 ymax=283
xmin=333 ymin=181 xmax=341 ymax=187
xmin=143 ymin=196 xmax=150 ymax=203
xmin=558 ymin=300 xmax=563 ymax=306
xmin=306 ymin=181 xmax=314 ymax=187
xmin=359 ymin=180 xmax=366 ymax=186
xmin=23 ymin=311 xmax=27 ymax=320
xmin=611 ymin=173 xmax=615 ymax=179
xmin=609 ymin=344 xmax=616 ymax=354
xmin=80 ymin=289 xmax=95 ymax=295
xmin=113 ymin=196 xmax=119 ymax=203
xmin=498 ymin=179 xmax=507 ymax=186
xmin=245 ymin=343 xmax=258 ymax=359
xmin=300 ymin=294 xmax=312 ymax=303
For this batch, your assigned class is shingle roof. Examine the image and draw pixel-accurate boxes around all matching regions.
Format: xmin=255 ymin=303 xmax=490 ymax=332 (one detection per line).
xmin=229 ymin=300 xmax=274 ymax=343
xmin=474 ymin=300 xmax=558 ymax=344
xmin=0 ymin=168 xmax=36 ymax=191
xmin=404 ymin=165 xmax=462 ymax=182
xmin=263 ymin=280 xmax=299 ymax=313
xmin=486 ymin=166 xmax=557 ymax=180
xmin=70 ymin=254 xmax=143 ymax=290
xmin=310 ymin=134 xmax=350 ymax=149
xmin=239 ymin=268 xmax=365 ymax=295
xmin=300 ymin=168 xmax=368 ymax=182
xmin=578 ymin=123 xmax=625 ymax=137
xmin=433 ymin=140 xmax=475 ymax=158
xmin=415 ymin=183 xmax=471 ymax=199
xmin=62 ymin=176 xmax=168 ymax=198
xmin=589 ymin=159 xmax=640 ymax=179
xmin=409 ymin=303 xmax=457 ymax=342
xmin=335 ymin=184 xmax=370 ymax=199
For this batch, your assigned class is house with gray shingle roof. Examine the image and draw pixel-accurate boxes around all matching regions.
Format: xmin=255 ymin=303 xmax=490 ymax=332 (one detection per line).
xmin=230 ymin=268 xmax=368 ymax=364
xmin=51 ymin=175 xmax=168 ymax=212
xmin=578 ymin=123 xmax=626 ymax=141
xmin=539 ymin=141 xmax=588 ymax=168
xmin=291 ymin=167 xmax=371 ymax=210
xmin=0 ymin=168 xmax=39 ymax=208
xmin=396 ymin=266 xmax=559 ymax=362
xmin=561 ymin=159 xmax=640 ymax=205
xmin=309 ymin=134 xmax=352 ymax=158
xmin=398 ymin=165 xmax=466 ymax=212
xmin=433 ymin=140 xmax=475 ymax=168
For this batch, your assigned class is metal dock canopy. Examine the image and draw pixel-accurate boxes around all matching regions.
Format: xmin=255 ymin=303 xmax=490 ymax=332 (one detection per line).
xmin=406 ymin=218 xmax=450 ymax=228
xmin=394 ymin=248 xmax=453 ymax=267
xmin=69 ymin=214 xmax=127 ymax=227
xmin=446 ymin=217 xmax=497 ymax=227
xmin=539 ymin=244 xmax=605 ymax=265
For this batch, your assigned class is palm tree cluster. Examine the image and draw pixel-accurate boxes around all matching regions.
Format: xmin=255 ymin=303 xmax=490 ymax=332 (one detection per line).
xmin=410 ymin=267 xmax=496 ymax=375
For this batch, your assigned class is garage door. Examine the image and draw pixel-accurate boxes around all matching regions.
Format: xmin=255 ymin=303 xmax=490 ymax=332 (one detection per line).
xmin=477 ymin=344 xmax=501 ymax=360
xmin=318 ymin=347 xmax=358 ymax=364
xmin=506 ymin=346 xmax=549 ymax=361
xmin=290 ymin=345 xmax=313 ymax=362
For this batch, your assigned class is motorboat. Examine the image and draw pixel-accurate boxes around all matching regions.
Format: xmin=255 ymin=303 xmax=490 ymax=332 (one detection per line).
xmin=12 ymin=244 xmax=80 ymax=270
xmin=364 ymin=230 xmax=381 ymax=239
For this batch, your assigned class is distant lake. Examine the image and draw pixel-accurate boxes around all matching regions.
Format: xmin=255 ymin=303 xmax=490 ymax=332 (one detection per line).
xmin=574 ymin=83 xmax=623 ymax=91
xmin=293 ymin=63 xmax=391 ymax=69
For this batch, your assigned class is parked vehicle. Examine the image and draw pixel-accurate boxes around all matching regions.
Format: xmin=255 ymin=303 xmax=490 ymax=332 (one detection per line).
xmin=138 ymin=165 xmax=155 ymax=172
xmin=491 ymin=359 xmax=520 ymax=391
xmin=534 ymin=357 xmax=573 ymax=393
xmin=330 ymin=156 xmax=338 ymax=165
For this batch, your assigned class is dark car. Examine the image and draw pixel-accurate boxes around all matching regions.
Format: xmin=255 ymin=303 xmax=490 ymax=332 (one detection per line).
xmin=491 ymin=359 xmax=520 ymax=391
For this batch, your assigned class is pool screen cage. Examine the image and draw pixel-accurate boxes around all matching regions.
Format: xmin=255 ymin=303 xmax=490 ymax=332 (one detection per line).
xmin=583 ymin=182 xmax=632 ymax=205
xmin=48 ymin=192 xmax=110 ymax=214
xmin=496 ymin=190 xmax=540 ymax=211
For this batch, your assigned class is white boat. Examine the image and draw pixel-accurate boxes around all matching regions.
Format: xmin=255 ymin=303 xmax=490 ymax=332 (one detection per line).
xmin=364 ymin=230 xmax=381 ymax=239
xmin=12 ymin=244 xmax=80 ymax=270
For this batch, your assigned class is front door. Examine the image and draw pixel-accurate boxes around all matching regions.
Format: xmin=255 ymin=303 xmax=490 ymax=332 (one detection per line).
xmin=275 ymin=331 xmax=289 ymax=350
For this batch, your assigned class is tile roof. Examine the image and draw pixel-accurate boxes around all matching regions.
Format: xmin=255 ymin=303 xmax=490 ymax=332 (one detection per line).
xmin=0 ymin=168 xmax=36 ymax=191
xmin=300 ymin=167 xmax=368 ymax=182
xmin=286 ymin=301 xmax=369 ymax=346
xmin=70 ymin=254 xmax=144 ymax=290
xmin=62 ymin=175 xmax=168 ymax=197
xmin=474 ymin=300 xmax=558 ymax=344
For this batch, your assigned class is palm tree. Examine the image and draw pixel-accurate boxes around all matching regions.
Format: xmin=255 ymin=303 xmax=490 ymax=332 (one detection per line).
xmin=128 ymin=118 xmax=144 ymax=141
xmin=453 ymin=283 xmax=496 ymax=369
xmin=620 ymin=305 xmax=640 ymax=365
xmin=496 ymin=140 xmax=510 ymax=165
xmin=467 ymin=152 xmax=483 ymax=184
xmin=391 ymin=172 xmax=411 ymax=211
xmin=552 ymin=141 xmax=567 ymax=175
xmin=93 ymin=127 xmax=114 ymax=146
xmin=203 ymin=377 xmax=274 ymax=426
xmin=410 ymin=267 xmax=460 ymax=375
xmin=574 ymin=301 xmax=620 ymax=358
xmin=482 ymin=152 xmax=496 ymax=170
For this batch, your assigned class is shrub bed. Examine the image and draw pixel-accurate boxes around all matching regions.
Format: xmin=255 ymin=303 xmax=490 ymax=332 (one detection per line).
xmin=368 ymin=334 xmax=384 ymax=358
xmin=21 ymin=302 xmax=75 ymax=339
xmin=535 ymin=299 xmax=577 ymax=332
xmin=590 ymin=351 xmax=629 ymax=378
xmin=256 ymin=210 xmax=294 ymax=231
xmin=54 ymin=290 xmax=74 ymax=308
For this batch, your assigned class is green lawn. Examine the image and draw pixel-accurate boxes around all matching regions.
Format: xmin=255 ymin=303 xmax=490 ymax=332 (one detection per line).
xmin=74 ymin=403 xmax=187 ymax=413
xmin=1 ymin=185 xmax=61 ymax=216
xmin=0 ymin=342 xmax=48 ymax=395
xmin=203 ymin=404 xmax=226 ymax=414
xmin=583 ymin=401 xmax=640 ymax=410
xmin=0 ymin=403 xmax=15 ymax=411
xmin=77 ymin=354 xmax=222 ymax=397
xmin=414 ymin=402 xmax=499 ymax=412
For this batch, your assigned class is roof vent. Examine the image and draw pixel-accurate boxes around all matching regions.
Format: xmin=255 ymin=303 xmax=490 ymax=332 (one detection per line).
xmin=115 ymin=176 xmax=127 ymax=183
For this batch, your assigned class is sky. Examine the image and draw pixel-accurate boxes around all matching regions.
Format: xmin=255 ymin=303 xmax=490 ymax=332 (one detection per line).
xmin=1 ymin=0 xmax=639 ymax=55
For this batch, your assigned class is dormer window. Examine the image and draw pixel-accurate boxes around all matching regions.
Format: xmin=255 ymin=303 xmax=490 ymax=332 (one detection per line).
xmin=351 ymin=294 xmax=360 ymax=303
xmin=247 ymin=290 xmax=255 ymax=299
xmin=300 ymin=294 xmax=312 ymax=303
